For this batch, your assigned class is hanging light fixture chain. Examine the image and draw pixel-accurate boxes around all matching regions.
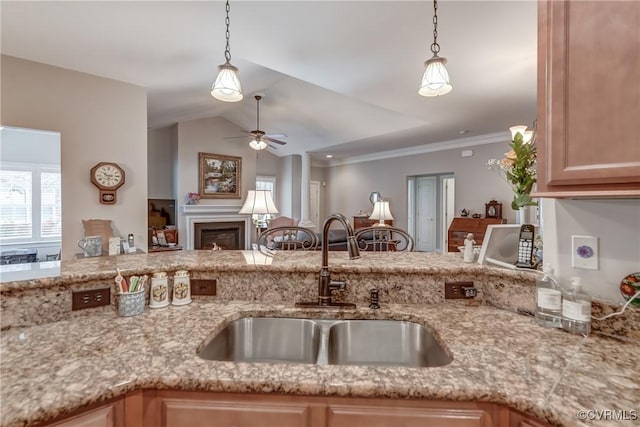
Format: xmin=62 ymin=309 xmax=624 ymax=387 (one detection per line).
xmin=224 ymin=0 xmax=232 ymax=63
xmin=431 ymin=0 xmax=440 ymax=55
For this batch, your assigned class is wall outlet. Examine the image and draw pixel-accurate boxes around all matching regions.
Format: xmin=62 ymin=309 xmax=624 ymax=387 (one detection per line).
xmin=191 ymin=279 xmax=217 ymax=296
xmin=444 ymin=281 xmax=477 ymax=299
xmin=571 ymin=235 xmax=599 ymax=270
xmin=72 ymin=287 xmax=110 ymax=311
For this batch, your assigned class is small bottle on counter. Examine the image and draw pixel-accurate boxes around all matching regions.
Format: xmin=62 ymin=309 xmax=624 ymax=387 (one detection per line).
xmin=128 ymin=233 xmax=135 ymax=248
xmin=535 ymin=264 xmax=562 ymax=328
xmin=561 ymin=277 xmax=591 ymax=336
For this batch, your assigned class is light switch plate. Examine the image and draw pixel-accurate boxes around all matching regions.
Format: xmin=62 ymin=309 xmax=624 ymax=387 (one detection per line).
xmin=571 ymin=235 xmax=598 ymax=270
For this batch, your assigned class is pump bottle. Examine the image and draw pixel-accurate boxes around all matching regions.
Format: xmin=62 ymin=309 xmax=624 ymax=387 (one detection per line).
xmin=561 ymin=277 xmax=591 ymax=336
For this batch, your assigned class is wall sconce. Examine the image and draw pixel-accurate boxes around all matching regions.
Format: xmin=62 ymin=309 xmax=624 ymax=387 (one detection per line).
xmin=369 ymin=200 xmax=394 ymax=227
xmin=238 ymin=190 xmax=279 ymax=236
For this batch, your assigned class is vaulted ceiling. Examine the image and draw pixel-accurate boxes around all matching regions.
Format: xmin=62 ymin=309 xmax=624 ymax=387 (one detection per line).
xmin=1 ymin=1 xmax=537 ymax=161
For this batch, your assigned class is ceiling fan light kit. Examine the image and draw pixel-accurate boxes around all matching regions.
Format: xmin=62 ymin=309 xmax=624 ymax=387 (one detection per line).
xmin=211 ymin=0 xmax=243 ymax=102
xmin=419 ymin=0 xmax=453 ymax=97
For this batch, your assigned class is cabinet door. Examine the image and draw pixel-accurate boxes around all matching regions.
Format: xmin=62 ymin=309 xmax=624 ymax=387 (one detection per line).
xmin=153 ymin=395 xmax=311 ymax=427
xmin=537 ymin=0 xmax=640 ymax=195
xmin=327 ymin=404 xmax=491 ymax=427
xmin=46 ymin=401 xmax=123 ymax=427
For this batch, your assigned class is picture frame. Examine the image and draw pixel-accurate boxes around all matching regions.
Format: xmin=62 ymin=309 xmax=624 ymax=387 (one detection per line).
xmin=198 ymin=152 xmax=241 ymax=199
xmin=485 ymin=199 xmax=503 ymax=219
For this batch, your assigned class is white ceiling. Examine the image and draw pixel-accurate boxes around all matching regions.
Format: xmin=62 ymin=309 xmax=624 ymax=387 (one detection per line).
xmin=1 ymin=0 xmax=538 ymax=161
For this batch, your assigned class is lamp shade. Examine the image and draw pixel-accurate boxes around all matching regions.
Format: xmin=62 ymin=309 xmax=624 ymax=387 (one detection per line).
xmin=369 ymin=200 xmax=394 ymax=221
xmin=419 ymin=56 xmax=453 ymax=97
xmin=249 ymin=138 xmax=268 ymax=151
xmin=509 ymin=125 xmax=528 ymax=141
xmin=238 ymin=190 xmax=279 ymax=215
xmin=211 ymin=63 xmax=243 ymax=102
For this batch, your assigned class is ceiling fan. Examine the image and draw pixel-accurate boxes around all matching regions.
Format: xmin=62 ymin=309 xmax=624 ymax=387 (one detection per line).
xmin=226 ymin=95 xmax=287 ymax=151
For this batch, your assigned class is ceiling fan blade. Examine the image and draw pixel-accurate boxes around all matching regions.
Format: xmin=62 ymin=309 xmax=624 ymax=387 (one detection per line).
xmin=267 ymin=133 xmax=287 ymax=139
xmin=267 ymin=143 xmax=278 ymax=150
xmin=224 ymin=136 xmax=249 ymax=140
xmin=264 ymin=136 xmax=287 ymax=145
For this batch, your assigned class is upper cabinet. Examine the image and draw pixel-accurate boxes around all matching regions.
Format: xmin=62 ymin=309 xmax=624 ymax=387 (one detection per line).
xmin=536 ymin=0 xmax=640 ymax=197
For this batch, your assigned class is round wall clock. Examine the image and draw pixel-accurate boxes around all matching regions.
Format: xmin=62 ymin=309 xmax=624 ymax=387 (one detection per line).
xmin=90 ymin=162 xmax=125 ymax=204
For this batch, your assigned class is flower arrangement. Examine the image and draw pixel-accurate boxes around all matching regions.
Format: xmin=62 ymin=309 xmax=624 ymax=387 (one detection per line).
xmin=487 ymin=130 xmax=537 ymax=210
xmin=186 ymin=192 xmax=201 ymax=205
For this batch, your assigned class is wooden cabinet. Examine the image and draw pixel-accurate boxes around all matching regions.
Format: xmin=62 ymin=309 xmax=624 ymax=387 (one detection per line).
xmin=143 ymin=391 xmax=319 ymax=427
xmin=42 ymin=391 xmax=552 ymax=427
xmin=353 ymin=216 xmax=392 ymax=229
xmin=536 ymin=0 xmax=640 ymax=197
xmin=141 ymin=391 xmax=553 ymax=427
xmin=447 ymin=218 xmax=505 ymax=252
xmin=326 ymin=401 xmax=497 ymax=427
xmin=44 ymin=400 xmax=124 ymax=427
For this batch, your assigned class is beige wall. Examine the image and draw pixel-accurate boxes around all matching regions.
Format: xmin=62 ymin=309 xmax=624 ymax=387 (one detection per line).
xmin=323 ymin=142 xmax=517 ymax=231
xmin=148 ymin=127 xmax=174 ymax=199
xmin=1 ymin=55 xmax=148 ymax=259
xmin=542 ymin=198 xmax=640 ymax=303
xmin=173 ymin=116 xmax=259 ymax=245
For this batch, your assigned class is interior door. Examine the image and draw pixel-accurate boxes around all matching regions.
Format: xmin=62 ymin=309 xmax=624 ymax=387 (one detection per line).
xmin=416 ymin=176 xmax=436 ymax=252
xmin=309 ymin=181 xmax=320 ymax=229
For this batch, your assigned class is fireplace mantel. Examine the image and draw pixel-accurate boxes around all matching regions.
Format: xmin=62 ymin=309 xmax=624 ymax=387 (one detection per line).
xmin=181 ymin=204 xmax=251 ymax=250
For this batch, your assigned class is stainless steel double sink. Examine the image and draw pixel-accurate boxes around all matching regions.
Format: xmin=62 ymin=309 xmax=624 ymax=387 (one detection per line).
xmin=198 ymin=317 xmax=451 ymax=368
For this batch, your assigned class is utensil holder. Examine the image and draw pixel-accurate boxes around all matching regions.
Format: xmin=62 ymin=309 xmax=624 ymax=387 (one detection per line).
xmin=118 ymin=289 xmax=145 ymax=317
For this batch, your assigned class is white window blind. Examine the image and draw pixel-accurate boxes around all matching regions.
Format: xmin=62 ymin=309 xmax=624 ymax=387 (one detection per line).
xmin=256 ymin=176 xmax=276 ymax=203
xmin=0 ymin=164 xmax=61 ymax=243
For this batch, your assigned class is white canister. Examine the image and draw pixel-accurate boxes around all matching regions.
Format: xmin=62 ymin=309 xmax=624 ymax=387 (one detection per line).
xmin=172 ymin=270 xmax=192 ymax=306
xmin=149 ymin=272 xmax=169 ymax=308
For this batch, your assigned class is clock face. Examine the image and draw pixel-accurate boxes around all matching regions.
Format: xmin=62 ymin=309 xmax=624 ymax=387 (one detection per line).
xmin=94 ymin=164 xmax=123 ymax=188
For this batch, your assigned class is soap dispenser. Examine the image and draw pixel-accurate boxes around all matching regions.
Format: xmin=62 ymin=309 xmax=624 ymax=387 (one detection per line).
xmin=535 ymin=264 xmax=562 ymax=328
xmin=561 ymin=277 xmax=591 ymax=336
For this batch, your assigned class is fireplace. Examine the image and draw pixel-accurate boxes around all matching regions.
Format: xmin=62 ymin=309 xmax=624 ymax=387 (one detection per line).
xmin=194 ymin=221 xmax=245 ymax=250
xmin=181 ymin=204 xmax=252 ymax=250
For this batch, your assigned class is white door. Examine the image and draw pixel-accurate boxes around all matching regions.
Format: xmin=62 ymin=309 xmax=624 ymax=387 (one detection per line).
xmin=442 ymin=176 xmax=455 ymax=252
xmin=309 ymin=181 xmax=321 ymax=229
xmin=416 ymin=176 xmax=437 ymax=252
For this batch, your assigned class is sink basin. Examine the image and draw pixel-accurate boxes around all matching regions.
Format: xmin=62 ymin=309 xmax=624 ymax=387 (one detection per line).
xmin=198 ymin=317 xmax=451 ymax=368
xmin=198 ymin=317 xmax=321 ymax=364
xmin=328 ymin=320 xmax=451 ymax=367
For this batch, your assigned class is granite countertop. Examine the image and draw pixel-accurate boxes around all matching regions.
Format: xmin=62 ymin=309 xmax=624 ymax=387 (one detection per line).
xmin=0 ymin=250 xmax=535 ymax=291
xmin=1 ymin=300 xmax=638 ymax=427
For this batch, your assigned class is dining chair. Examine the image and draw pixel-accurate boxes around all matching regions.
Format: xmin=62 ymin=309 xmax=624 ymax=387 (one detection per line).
xmin=354 ymin=226 xmax=415 ymax=252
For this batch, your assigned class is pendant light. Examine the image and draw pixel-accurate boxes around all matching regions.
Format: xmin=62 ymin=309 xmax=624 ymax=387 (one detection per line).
xmin=419 ymin=0 xmax=453 ymax=97
xmin=211 ymin=0 xmax=243 ymax=102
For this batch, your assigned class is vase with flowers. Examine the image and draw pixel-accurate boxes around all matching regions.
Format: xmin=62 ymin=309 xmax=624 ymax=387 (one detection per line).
xmin=487 ymin=126 xmax=537 ymax=214
xmin=186 ymin=192 xmax=201 ymax=205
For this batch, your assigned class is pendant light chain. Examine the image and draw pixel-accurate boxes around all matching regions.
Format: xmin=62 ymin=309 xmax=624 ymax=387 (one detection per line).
xmin=431 ymin=0 xmax=440 ymax=55
xmin=224 ymin=0 xmax=232 ymax=63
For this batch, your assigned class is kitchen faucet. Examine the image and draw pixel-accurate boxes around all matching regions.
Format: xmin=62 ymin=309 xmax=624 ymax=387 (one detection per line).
xmin=296 ymin=213 xmax=360 ymax=308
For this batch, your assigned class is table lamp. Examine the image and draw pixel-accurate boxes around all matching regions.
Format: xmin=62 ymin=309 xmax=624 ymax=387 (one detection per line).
xmin=369 ymin=200 xmax=394 ymax=227
xmin=239 ymin=190 xmax=279 ymax=236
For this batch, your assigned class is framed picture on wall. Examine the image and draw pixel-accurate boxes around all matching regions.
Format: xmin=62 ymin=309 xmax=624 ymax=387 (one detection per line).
xmin=198 ymin=152 xmax=241 ymax=199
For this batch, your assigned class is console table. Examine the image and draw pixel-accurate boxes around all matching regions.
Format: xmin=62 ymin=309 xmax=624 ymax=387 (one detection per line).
xmin=447 ymin=217 xmax=505 ymax=252
xmin=353 ymin=215 xmax=393 ymax=229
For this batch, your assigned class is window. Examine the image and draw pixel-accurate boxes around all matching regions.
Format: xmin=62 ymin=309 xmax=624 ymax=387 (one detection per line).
xmin=256 ymin=175 xmax=276 ymax=203
xmin=0 ymin=163 xmax=61 ymax=243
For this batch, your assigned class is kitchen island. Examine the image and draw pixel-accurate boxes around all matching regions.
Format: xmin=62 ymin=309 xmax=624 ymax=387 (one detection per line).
xmin=0 ymin=251 xmax=638 ymax=426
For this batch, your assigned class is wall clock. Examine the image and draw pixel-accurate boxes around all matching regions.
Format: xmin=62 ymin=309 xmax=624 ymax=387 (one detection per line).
xmin=90 ymin=162 xmax=125 ymax=204
xmin=485 ymin=200 xmax=503 ymax=218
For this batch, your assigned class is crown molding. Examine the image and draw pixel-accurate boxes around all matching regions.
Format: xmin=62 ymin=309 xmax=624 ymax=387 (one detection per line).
xmin=320 ymin=131 xmax=510 ymax=167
